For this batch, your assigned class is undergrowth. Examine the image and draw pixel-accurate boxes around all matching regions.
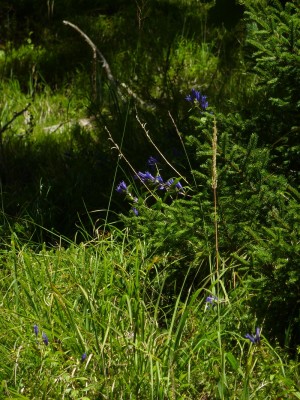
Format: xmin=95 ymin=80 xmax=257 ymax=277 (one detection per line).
xmin=1 ymin=228 xmax=300 ymax=399
xmin=0 ymin=1 xmax=300 ymax=398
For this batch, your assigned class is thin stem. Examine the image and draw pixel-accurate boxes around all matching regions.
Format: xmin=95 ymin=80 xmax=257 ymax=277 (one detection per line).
xmin=106 ymin=126 xmax=157 ymax=198
xmin=168 ymin=111 xmax=197 ymax=188
xmin=212 ymin=117 xmax=219 ymax=272
xmin=136 ymin=113 xmax=189 ymax=185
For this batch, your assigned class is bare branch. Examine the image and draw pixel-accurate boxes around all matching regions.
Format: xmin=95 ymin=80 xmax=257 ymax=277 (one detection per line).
xmin=0 ymin=103 xmax=31 ymax=136
xmin=63 ymin=20 xmax=156 ymax=110
xmin=63 ymin=20 xmax=116 ymax=87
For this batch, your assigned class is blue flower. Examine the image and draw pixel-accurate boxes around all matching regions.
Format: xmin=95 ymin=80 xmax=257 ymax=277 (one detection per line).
xmin=185 ymin=88 xmax=201 ymax=103
xmin=132 ymin=207 xmax=139 ymax=216
xmin=185 ymin=88 xmax=208 ymax=110
xmin=205 ymin=295 xmax=218 ymax=304
xmin=136 ymin=171 xmax=155 ymax=183
xmin=201 ymin=97 xmax=208 ymax=110
xmin=165 ymin=178 xmax=174 ymax=188
xmin=42 ymin=332 xmax=49 ymax=346
xmin=245 ymin=327 xmax=261 ymax=344
xmin=116 ymin=181 xmax=128 ymax=194
xmin=154 ymin=175 xmax=165 ymax=190
xmin=147 ymin=156 xmax=158 ymax=167
xmin=175 ymin=181 xmax=184 ymax=192
xmin=205 ymin=295 xmax=218 ymax=311
xmin=33 ymin=324 xmax=39 ymax=337
xmin=81 ymin=353 xmax=87 ymax=362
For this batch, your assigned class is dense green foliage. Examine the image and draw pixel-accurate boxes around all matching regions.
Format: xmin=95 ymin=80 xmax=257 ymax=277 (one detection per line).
xmin=119 ymin=110 xmax=300 ymax=348
xmin=0 ymin=0 xmax=300 ymax=398
xmin=244 ymin=0 xmax=300 ymax=181
xmin=1 ymin=232 xmax=300 ymax=399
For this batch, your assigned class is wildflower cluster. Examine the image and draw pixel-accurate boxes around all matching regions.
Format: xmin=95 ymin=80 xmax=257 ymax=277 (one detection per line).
xmin=116 ymin=156 xmax=185 ymax=216
xmin=185 ymin=88 xmax=208 ymax=111
xmin=135 ymin=171 xmax=184 ymax=192
xmin=115 ymin=88 xmax=208 ymax=214
xmin=33 ymin=324 xmax=49 ymax=346
xmin=33 ymin=324 xmax=88 ymax=361
xmin=116 ymin=180 xmax=139 ymax=215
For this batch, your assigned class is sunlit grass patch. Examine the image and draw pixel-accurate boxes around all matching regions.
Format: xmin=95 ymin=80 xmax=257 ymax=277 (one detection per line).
xmin=0 ymin=229 xmax=299 ymax=399
xmin=0 ymin=77 xmax=89 ymax=139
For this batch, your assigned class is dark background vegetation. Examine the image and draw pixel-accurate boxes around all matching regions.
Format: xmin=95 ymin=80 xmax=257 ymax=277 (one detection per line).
xmin=0 ymin=0 xmax=299 ymax=353
xmin=0 ymin=0 xmax=248 ymax=239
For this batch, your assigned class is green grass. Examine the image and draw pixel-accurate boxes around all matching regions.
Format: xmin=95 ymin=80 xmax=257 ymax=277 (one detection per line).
xmin=0 ymin=76 xmax=90 ymax=138
xmin=1 ymin=227 xmax=299 ymax=399
xmin=0 ymin=2 xmax=300 ymax=398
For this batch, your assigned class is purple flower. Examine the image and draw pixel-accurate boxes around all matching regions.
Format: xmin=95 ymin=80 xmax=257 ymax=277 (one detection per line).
xmin=116 ymin=181 xmax=128 ymax=194
xmin=42 ymin=332 xmax=49 ymax=346
xmin=33 ymin=324 xmax=39 ymax=337
xmin=136 ymin=171 xmax=155 ymax=183
xmin=81 ymin=353 xmax=87 ymax=362
xmin=154 ymin=175 xmax=165 ymax=190
xmin=201 ymin=97 xmax=208 ymax=110
xmin=165 ymin=178 xmax=174 ymax=187
xmin=205 ymin=295 xmax=218 ymax=311
xmin=132 ymin=207 xmax=139 ymax=216
xmin=147 ymin=156 xmax=158 ymax=167
xmin=245 ymin=327 xmax=261 ymax=344
xmin=185 ymin=89 xmax=201 ymax=103
xmin=185 ymin=88 xmax=208 ymax=110
xmin=205 ymin=295 xmax=218 ymax=305
xmin=175 ymin=181 xmax=184 ymax=192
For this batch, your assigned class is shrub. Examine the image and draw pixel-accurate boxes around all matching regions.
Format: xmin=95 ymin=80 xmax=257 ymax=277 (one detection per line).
xmin=243 ymin=0 xmax=300 ymax=182
xmin=115 ymin=90 xmax=300 ymax=351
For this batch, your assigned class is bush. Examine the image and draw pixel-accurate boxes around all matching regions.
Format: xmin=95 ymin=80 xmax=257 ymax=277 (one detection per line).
xmin=243 ymin=0 xmax=300 ymax=182
xmin=115 ymin=94 xmax=300 ymax=350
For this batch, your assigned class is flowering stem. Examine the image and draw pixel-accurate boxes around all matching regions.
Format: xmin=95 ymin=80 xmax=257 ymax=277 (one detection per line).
xmin=212 ymin=117 xmax=218 ymax=273
xmin=106 ymin=127 xmax=157 ymax=197
xmin=136 ymin=113 xmax=189 ymax=185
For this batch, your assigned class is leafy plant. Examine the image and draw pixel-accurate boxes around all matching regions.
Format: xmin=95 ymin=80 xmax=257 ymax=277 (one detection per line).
xmin=115 ymin=84 xmax=300 ymax=354
xmin=244 ymin=0 xmax=300 ymax=182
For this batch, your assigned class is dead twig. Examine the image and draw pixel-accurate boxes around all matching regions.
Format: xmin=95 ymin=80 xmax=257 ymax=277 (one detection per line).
xmin=0 ymin=103 xmax=31 ymax=177
xmin=0 ymin=103 xmax=31 ymax=136
xmin=63 ymin=20 xmax=155 ymax=111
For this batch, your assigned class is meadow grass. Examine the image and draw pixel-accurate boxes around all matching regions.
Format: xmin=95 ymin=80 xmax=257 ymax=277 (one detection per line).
xmin=1 ymin=2 xmax=300 ymax=398
xmin=0 ymin=67 xmax=299 ymax=400
xmin=0 ymin=76 xmax=90 ymax=138
xmin=1 ymin=225 xmax=299 ymax=399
